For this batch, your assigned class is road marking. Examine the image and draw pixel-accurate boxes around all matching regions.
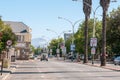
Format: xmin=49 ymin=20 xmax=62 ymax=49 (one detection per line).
xmin=2 ymin=73 xmax=10 ymax=80
xmin=41 ymin=75 xmax=45 ymax=78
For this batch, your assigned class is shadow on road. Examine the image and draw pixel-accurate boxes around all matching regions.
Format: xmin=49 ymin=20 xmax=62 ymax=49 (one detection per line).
xmin=11 ymin=70 xmax=114 ymax=74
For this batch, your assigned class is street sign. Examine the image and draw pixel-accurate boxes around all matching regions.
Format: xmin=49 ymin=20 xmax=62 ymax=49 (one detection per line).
xmin=90 ymin=38 xmax=97 ymax=47
xmin=62 ymin=47 xmax=66 ymax=54
xmin=6 ymin=40 xmax=12 ymax=46
xmin=50 ymin=49 xmax=52 ymax=53
xmin=70 ymin=44 xmax=75 ymax=51
xmin=60 ymin=42 xmax=65 ymax=49
xmin=91 ymin=47 xmax=96 ymax=54
xmin=56 ymin=48 xmax=60 ymax=53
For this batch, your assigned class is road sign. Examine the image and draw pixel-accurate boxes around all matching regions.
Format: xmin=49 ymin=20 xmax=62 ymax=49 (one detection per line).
xmin=91 ymin=47 xmax=96 ymax=54
xmin=90 ymin=38 xmax=97 ymax=47
xmin=62 ymin=47 xmax=66 ymax=54
xmin=50 ymin=49 xmax=52 ymax=53
xmin=70 ymin=44 xmax=75 ymax=51
xmin=56 ymin=49 xmax=60 ymax=53
xmin=6 ymin=40 xmax=12 ymax=46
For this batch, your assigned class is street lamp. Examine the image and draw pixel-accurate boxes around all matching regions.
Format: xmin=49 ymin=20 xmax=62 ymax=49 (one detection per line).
xmin=72 ymin=0 xmax=117 ymax=64
xmin=58 ymin=17 xmax=81 ymax=46
xmin=73 ymin=0 xmax=100 ymax=38
xmin=46 ymin=29 xmax=71 ymax=57
xmin=58 ymin=17 xmax=82 ymax=61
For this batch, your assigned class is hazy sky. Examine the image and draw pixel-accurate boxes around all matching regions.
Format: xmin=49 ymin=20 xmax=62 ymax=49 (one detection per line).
xmin=0 ymin=0 xmax=119 ymax=42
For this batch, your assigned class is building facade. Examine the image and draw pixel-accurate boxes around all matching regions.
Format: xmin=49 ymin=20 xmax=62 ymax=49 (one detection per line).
xmin=4 ymin=21 xmax=32 ymax=60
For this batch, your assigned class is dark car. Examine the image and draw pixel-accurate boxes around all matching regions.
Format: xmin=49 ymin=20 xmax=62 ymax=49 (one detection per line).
xmin=114 ymin=56 xmax=120 ymax=65
xmin=40 ymin=53 xmax=48 ymax=61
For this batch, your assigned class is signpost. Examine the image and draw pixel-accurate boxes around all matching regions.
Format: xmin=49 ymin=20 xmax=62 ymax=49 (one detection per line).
xmin=91 ymin=47 xmax=95 ymax=54
xmin=70 ymin=44 xmax=75 ymax=51
xmin=90 ymin=38 xmax=97 ymax=47
xmin=7 ymin=40 xmax=12 ymax=46
xmin=90 ymin=38 xmax=97 ymax=64
xmin=56 ymin=48 xmax=60 ymax=59
xmin=1 ymin=40 xmax=12 ymax=75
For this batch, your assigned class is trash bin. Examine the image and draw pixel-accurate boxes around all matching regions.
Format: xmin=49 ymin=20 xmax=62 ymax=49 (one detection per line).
xmin=11 ymin=55 xmax=15 ymax=62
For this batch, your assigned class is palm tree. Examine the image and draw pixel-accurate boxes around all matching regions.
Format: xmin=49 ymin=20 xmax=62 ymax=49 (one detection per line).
xmin=83 ymin=0 xmax=92 ymax=63
xmin=100 ymin=0 xmax=110 ymax=66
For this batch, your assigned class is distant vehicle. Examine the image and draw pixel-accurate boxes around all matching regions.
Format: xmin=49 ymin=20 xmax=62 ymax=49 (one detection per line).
xmin=114 ymin=56 xmax=120 ymax=65
xmin=40 ymin=53 xmax=48 ymax=61
xmin=111 ymin=54 xmax=120 ymax=61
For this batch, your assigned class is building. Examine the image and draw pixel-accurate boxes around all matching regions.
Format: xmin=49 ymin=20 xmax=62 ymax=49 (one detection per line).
xmin=64 ymin=33 xmax=72 ymax=42
xmin=4 ymin=21 xmax=32 ymax=60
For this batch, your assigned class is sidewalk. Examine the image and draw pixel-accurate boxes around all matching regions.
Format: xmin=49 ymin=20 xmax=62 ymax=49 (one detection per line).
xmin=85 ymin=61 xmax=120 ymax=71
xmin=0 ymin=61 xmax=18 ymax=80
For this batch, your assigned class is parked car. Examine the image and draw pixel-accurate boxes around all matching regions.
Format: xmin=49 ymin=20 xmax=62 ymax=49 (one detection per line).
xmin=111 ymin=54 xmax=120 ymax=61
xmin=40 ymin=53 xmax=48 ymax=61
xmin=114 ymin=56 xmax=120 ymax=65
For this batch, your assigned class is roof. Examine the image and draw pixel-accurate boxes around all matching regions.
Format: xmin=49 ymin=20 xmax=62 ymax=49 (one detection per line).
xmin=4 ymin=21 xmax=31 ymax=33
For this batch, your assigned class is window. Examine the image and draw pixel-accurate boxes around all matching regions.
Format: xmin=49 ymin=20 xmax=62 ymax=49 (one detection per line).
xmin=17 ymin=35 xmax=24 ymax=42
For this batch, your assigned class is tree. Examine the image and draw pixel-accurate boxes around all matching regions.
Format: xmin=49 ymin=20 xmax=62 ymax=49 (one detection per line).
xmin=65 ymin=37 xmax=72 ymax=53
xmin=0 ymin=17 xmax=17 ymax=56
xmin=107 ymin=7 xmax=120 ymax=55
xmin=49 ymin=38 xmax=64 ymax=56
xmin=74 ymin=19 xmax=102 ymax=58
xmin=83 ymin=0 xmax=92 ymax=63
xmin=0 ymin=17 xmax=17 ymax=75
xmin=100 ymin=0 xmax=110 ymax=66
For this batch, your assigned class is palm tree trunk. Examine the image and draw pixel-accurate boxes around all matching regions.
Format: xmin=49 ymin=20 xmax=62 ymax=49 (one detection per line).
xmin=100 ymin=0 xmax=110 ymax=66
xmin=83 ymin=0 xmax=92 ymax=63
xmin=101 ymin=10 xmax=107 ymax=66
xmin=84 ymin=15 xmax=89 ymax=63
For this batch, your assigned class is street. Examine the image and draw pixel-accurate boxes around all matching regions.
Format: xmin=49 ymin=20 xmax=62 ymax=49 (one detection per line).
xmin=6 ymin=58 xmax=120 ymax=80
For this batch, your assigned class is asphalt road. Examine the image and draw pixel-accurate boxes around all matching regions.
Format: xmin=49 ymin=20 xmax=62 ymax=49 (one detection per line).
xmin=6 ymin=58 xmax=120 ymax=80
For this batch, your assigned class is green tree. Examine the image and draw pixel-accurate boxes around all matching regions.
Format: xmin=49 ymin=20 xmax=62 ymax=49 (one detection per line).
xmin=65 ymin=37 xmax=72 ymax=53
xmin=74 ymin=19 xmax=102 ymax=58
xmin=34 ymin=47 xmax=41 ymax=55
xmin=107 ymin=7 xmax=120 ymax=55
xmin=49 ymin=38 xmax=64 ymax=56
xmin=0 ymin=17 xmax=17 ymax=73
xmin=0 ymin=18 xmax=17 ymax=53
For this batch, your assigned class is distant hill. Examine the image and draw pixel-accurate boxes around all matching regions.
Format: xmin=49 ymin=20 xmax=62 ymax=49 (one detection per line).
xmin=31 ymin=38 xmax=47 ymax=48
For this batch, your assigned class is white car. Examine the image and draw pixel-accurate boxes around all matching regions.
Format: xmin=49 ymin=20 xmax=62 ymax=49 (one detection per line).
xmin=114 ymin=56 xmax=120 ymax=65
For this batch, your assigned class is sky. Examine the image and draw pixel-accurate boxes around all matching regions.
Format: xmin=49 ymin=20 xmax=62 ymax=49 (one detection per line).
xmin=0 ymin=0 xmax=120 ymax=42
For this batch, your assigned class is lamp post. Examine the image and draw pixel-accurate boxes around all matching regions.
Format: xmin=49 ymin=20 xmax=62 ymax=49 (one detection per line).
xmin=58 ymin=17 xmax=81 ymax=48
xmin=73 ymin=0 xmax=116 ymax=64
xmin=46 ymin=29 xmax=60 ymax=58
xmin=73 ymin=0 xmax=92 ymax=63
xmin=46 ymin=29 xmax=71 ymax=58
xmin=58 ymin=17 xmax=81 ymax=61
xmin=46 ymin=29 xmax=59 ymax=48
xmin=73 ymin=0 xmax=100 ymax=64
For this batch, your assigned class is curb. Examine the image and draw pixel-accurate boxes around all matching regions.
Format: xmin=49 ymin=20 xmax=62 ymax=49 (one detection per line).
xmin=1 ymin=62 xmax=18 ymax=80
xmin=57 ymin=58 xmax=120 ymax=71
xmin=84 ymin=63 xmax=120 ymax=71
